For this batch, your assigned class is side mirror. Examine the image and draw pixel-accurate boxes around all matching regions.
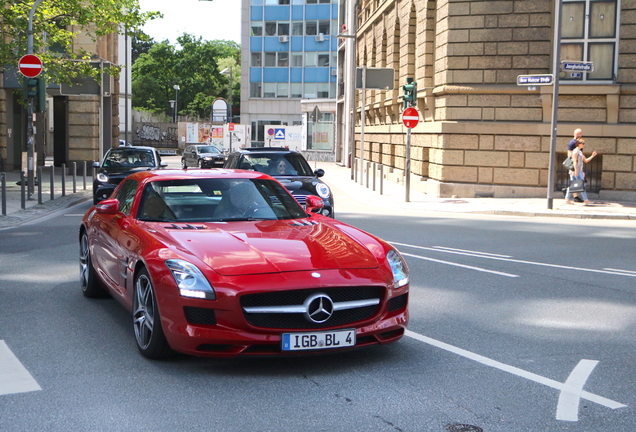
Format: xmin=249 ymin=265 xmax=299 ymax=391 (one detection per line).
xmin=160 ymin=162 xmax=168 ymax=167
xmin=314 ymin=169 xmax=325 ymax=178
xmin=305 ymin=195 xmax=324 ymax=213
xmin=92 ymin=162 xmax=100 ymax=168
xmin=95 ymin=199 xmax=120 ymax=214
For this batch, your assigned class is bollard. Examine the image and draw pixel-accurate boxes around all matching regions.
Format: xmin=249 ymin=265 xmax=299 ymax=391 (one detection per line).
xmin=380 ymin=164 xmax=384 ymax=195
xmin=365 ymin=161 xmax=370 ymax=188
xmin=1 ymin=172 xmax=6 ymax=216
xmin=372 ymin=162 xmax=376 ymax=192
xmin=37 ymin=166 xmax=43 ymax=204
xmin=83 ymin=161 xmax=87 ymax=190
xmin=50 ymin=165 xmax=55 ymax=201
xmin=72 ymin=162 xmax=77 ymax=194
xmin=62 ymin=163 xmax=66 ymax=197
xmin=20 ymin=171 xmax=26 ymax=210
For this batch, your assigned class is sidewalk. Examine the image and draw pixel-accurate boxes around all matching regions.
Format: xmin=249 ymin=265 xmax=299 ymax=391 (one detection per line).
xmin=2 ymin=158 xmax=636 ymax=230
xmin=0 ymin=168 xmax=93 ymax=230
xmin=317 ymin=162 xmax=636 ymax=220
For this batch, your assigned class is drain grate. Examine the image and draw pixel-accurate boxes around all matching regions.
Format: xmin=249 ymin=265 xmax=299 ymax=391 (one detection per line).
xmin=445 ymin=424 xmax=483 ymax=432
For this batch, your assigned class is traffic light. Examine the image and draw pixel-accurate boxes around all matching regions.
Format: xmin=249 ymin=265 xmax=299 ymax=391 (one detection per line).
xmin=402 ymin=77 xmax=417 ymax=111
xmin=23 ymin=77 xmax=46 ymax=113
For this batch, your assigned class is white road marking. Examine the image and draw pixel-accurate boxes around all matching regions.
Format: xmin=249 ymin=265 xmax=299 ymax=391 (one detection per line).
xmin=432 ymin=246 xmax=512 ymax=258
xmin=405 ymin=330 xmax=626 ymax=420
xmin=556 ymin=360 xmax=599 ymax=422
xmin=0 ymin=341 xmax=41 ymax=396
xmin=401 ymin=252 xmax=518 ymax=278
xmin=392 ymin=241 xmax=636 ymax=278
xmin=604 ymin=268 xmax=636 ymax=275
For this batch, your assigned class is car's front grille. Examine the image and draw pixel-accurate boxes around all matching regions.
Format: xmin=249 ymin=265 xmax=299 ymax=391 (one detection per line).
xmin=241 ymin=286 xmax=384 ymax=330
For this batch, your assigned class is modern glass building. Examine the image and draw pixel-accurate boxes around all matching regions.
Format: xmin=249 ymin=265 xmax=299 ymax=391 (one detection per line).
xmin=240 ymin=0 xmax=339 ymax=147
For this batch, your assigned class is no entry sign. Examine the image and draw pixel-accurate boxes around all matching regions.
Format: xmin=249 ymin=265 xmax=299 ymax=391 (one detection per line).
xmin=18 ymin=54 xmax=43 ymax=78
xmin=402 ymin=107 xmax=419 ymax=129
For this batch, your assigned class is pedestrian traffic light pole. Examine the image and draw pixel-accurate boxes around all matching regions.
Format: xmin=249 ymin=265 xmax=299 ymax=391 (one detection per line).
xmin=26 ymin=0 xmax=44 ymax=199
xmin=402 ymin=78 xmax=417 ymax=202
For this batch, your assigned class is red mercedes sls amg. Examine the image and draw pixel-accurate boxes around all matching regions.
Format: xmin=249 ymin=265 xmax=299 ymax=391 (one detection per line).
xmin=79 ymin=169 xmax=409 ymax=359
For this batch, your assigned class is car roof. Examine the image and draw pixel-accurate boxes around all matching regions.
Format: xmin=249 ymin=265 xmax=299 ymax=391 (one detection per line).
xmin=233 ymin=147 xmax=296 ymax=154
xmin=125 ymin=169 xmax=275 ymax=183
xmin=108 ymin=145 xmax=157 ymax=152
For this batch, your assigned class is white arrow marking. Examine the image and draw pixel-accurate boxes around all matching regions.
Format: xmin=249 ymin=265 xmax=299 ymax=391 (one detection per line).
xmin=557 ymin=360 xmax=599 ymax=421
xmin=0 ymin=340 xmax=41 ymax=396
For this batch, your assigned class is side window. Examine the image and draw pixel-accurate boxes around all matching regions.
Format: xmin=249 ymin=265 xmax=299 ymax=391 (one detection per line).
xmin=115 ymin=180 xmax=138 ymax=216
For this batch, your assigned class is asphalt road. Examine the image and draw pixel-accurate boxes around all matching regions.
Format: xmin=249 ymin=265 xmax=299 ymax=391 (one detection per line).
xmin=0 ymin=197 xmax=635 ymax=431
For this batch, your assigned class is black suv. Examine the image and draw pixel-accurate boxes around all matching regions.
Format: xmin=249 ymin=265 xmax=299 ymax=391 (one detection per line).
xmin=224 ymin=147 xmax=334 ymax=217
xmin=92 ymin=146 xmax=167 ymax=204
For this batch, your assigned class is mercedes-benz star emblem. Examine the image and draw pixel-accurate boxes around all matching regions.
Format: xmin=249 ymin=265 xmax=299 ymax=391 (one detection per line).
xmin=303 ymin=293 xmax=334 ymax=324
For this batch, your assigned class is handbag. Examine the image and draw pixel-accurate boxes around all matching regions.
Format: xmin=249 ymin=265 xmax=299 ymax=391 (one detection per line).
xmin=568 ymin=178 xmax=585 ymax=193
xmin=562 ymin=156 xmax=574 ymax=171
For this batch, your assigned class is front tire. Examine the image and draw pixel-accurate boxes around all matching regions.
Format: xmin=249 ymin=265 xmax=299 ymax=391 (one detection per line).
xmin=181 ymin=159 xmax=187 ymax=169
xmin=133 ymin=268 xmax=172 ymax=359
xmin=199 ymin=159 xmax=205 ymax=168
xmin=79 ymin=232 xmax=105 ymax=298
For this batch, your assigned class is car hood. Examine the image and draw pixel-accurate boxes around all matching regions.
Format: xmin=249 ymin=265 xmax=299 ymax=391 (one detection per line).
xmin=199 ymin=153 xmax=226 ymax=158
xmin=148 ymin=219 xmax=379 ymax=276
xmin=99 ymin=166 xmax=154 ymax=177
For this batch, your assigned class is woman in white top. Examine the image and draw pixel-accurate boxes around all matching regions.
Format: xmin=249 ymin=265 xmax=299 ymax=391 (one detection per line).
xmin=565 ymin=139 xmax=597 ymax=205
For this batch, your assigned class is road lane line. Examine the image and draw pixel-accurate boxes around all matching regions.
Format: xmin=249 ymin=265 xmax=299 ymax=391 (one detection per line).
xmin=392 ymin=241 xmax=636 ymax=278
xmin=0 ymin=341 xmax=41 ymax=396
xmin=405 ymin=330 xmax=626 ymax=415
xmin=604 ymin=268 xmax=636 ymax=275
xmin=401 ymin=252 xmax=518 ymax=278
xmin=432 ymin=246 xmax=512 ymax=258
xmin=556 ymin=360 xmax=599 ymax=421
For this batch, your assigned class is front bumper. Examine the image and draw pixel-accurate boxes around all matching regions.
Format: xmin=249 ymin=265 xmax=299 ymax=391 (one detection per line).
xmin=153 ymin=269 xmax=408 ymax=358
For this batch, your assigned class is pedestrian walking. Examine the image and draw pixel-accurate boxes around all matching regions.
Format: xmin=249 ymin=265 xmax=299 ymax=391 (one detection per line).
xmin=567 ymin=128 xmax=584 ymax=202
xmin=565 ymin=139 xmax=597 ymax=205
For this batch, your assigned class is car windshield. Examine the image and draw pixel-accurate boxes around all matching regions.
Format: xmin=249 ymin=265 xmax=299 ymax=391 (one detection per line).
xmin=240 ymin=153 xmax=314 ymax=176
xmin=197 ymin=146 xmax=221 ymax=154
xmin=103 ymin=149 xmax=155 ymax=168
xmin=137 ymin=178 xmax=308 ymax=222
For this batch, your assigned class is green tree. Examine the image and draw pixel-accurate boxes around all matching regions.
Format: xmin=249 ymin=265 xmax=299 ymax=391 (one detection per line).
xmin=0 ymin=0 xmax=160 ymax=82
xmin=131 ymin=33 xmax=240 ymax=120
xmin=131 ymin=30 xmax=155 ymax=64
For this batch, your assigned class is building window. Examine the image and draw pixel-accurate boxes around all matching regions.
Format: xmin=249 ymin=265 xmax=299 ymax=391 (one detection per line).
xmin=561 ymin=0 xmax=617 ymax=82
xmin=251 ymin=52 xmax=262 ymax=67
xmin=317 ymin=53 xmax=330 ymax=67
xmin=252 ymin=22 xmax=263 ymax=36
xmin=278 ymin=23 xmax=290 ymax=36
xmin=291 ymin=83 xmax=302 ymax=98
xmin=291 ymin=53 xmax=303 ymax=67
xmin=250 ymin=82 xmax=262 ymax=98
xmin=278 ymin=52 xmax=289 ymax=67
xmin=277 ymin=83 xmax=289 ymax=98
xmin=317 ymin=82 xmax=329 ymax=98
xmin=264 ymin=52 xmax=277 ymax=67
xmin=292 ymin=22 xmax=303 ymax=35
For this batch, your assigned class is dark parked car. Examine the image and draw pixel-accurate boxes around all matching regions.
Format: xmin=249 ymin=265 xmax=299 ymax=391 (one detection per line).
xmin=181 ymin=144 xmax=227 ymax=168
xmin=93 ymin=146 xmax=166 ymax=204
xmin=224 ymin=147 xmax=334 ymax=217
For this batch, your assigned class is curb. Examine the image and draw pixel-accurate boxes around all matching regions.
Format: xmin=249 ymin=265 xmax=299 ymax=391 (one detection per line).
xmin=0 ymin=192 xmax=92 ymax=229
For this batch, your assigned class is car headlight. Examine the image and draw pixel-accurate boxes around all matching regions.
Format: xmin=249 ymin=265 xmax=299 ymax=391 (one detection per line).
xmin=96 ymin=173 xmax=109 ymax=183
xmin=315 ymin=183 xmax=330 ymax=199
xmin=165 ymin=259 xmax=216 ymax=300
xmin=387 ymin=249 xmax=409 ymax=289
xmin=203 ymin=157 xmax=213 ymax=160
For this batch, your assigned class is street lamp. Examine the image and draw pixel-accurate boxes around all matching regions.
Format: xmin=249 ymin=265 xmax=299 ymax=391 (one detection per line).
xmin=220 ymin=67 xmax=233 ymax=123
xmin=169 ymin=100 xmax=176 ymax=123
xmin=173 ymin=84 xmax=180 ymax=123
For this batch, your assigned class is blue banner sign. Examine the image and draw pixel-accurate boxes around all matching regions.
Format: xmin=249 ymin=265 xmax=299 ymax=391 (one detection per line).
xmin=517 ymin=74 xmax=554 ymax=85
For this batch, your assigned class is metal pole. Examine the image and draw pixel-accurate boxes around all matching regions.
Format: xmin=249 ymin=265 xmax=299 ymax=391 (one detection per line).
xmin=372 ymin=162 xmax=376 ymax=191
xmin=359 ymin=66 xmax=366 ymax=184
xmin=228 ymin=67 xmax=233 ymax=123
xmin=61 ymin=163 xmax=66 ymax=197
xmin=345 ymin=1 xmax=358 ymax=180
xmin=406 ymin=128 xmax=411 ymax=202
xmin=37 ymin=166 xmax=42 ymax=204
xmin=50 ymin=165 xmax=54 ymax=200
xmin=72 ymin=162 xmax=77 ymax=193
xmin=20 ymin=171 xmax=26 ymax=210
xmin=380 ymin=164 xmax=384 ymax=195
xmin=1 ymin=173 xmax=6 ymax=216
xmin=547 ymin=0 xmax=563 ymax=210
xmin=83 ymin=161 xmax=87 ymax=190
xmin=26 ymin=0 xmax=44 ymax=201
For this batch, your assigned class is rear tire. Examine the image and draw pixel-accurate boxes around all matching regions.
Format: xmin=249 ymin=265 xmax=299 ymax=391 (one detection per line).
xmin=181 ymin=159 xmax=187 ymax=169
xmin=79 ymin=232 xmax=106 ymax=298
xmin=133 ymin=268 xmax=172 ymax=359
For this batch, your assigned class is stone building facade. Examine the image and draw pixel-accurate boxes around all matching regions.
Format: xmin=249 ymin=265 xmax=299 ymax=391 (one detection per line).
xmin=1 ymin=30 xmax=121 ymax=172
xmin=342 ymin=0 xmax=636 ymax=201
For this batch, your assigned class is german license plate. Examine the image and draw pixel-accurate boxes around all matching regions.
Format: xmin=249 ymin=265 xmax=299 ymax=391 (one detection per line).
xmin=281 ymin=329 xmax=356 ymax=351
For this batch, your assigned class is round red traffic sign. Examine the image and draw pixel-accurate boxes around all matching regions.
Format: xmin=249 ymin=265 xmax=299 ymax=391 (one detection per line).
xmin=267 ymin=128 xmax=275 ymax=136
xmin=402 ymin=107 xmax=419 ymax=129
xmin=18 ymin=54 xmax=43 ymax=78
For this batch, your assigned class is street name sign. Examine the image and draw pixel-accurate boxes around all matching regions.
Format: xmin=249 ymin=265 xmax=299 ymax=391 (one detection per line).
xmin=18 ymin=54 xmax=43 ymax=78
xmin=517 ymin=74 xmax=554 ymax=86
xmin=402 ymin=107 xmax=420 ymax=129
xmin=561 ymin=61 xmax=594 ymax=72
